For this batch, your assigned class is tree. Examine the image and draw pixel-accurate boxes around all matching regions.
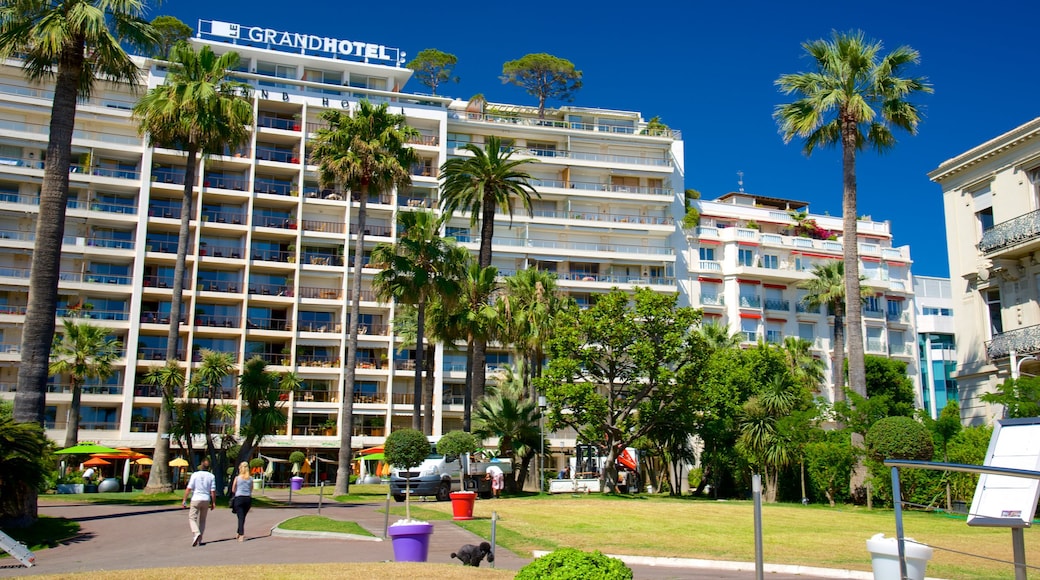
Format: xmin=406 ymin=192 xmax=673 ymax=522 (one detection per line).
xmin=384 ymin=428 xmax=431 ymax=520
xmin=446 ymin=262 xmax=499 ymax=432
xmin=776 ymin=30 xmax=931 ymax=402
xmin=0 ymin=401 xmax=51 ymax=527
xmin=189 ymin=350 xmax=237 ymax=494
xmin=440 ymin=135 xmax=538 ymax=416
xmin=310 ymin=100 xmax=418 ymax=496
xmin=863 ymin=355 xmax=916 ymax=417
xmin=805 ymin=430 xmax=855 ymax=506
xmin=474 ymin=364 xmax=543 ymax=492
xmin=800 ymin=262 xmax=848 ymax=402
xmin=235 ymin=357 xmax=295 ymax=465
xmin=780 ymin=337 xmax=824 ymax=395
xmin=921 ymin=401 xmax=961 ymax=511
xmin=500 ymin=53 xmax=582 ymax=118
xmin=373 ymin=210 xmax=462 ymax=432
xmin=496 ymin=268 xmax=568 ymax=399
xmin=405 ymin=48 xmax=459 ymax=96
xmin=1 ymin=0 xmax=155 ymax=432
xmin=134 ymin=42 xmax=253 ymax=493
xmin=150 ymin=15 xmax=192 ymax=59
xmin=49 ymin=319 xmax=122 ymax=448
xmin=541 ymin=289 xmax=700 ymax=493
xmin=981 ymin=376 xmax=1040 ymax=419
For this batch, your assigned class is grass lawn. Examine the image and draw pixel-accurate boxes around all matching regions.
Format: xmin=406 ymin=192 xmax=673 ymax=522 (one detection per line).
xmin=401 ymin=494 xmax=1039 ymax=580
xmin=27 ymin=563 xmax=514 ymax=580
xmin=0 ymin=516 xmax=79 ymax=552
xmin=40 ymin=490 xmax=281 ymax=509
xmin=278 ymin=515 xmax=374 ymax=536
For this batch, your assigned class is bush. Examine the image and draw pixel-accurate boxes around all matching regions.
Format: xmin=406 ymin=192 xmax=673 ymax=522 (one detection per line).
xmin=384 ymin=428 xmax=430 ymax=470
xmin=437 ymin=430 xmax=478 ymax=461
xmin=865 ymin=416 xmax=933 ymax=462
xmin=515 ymin=548 xmax=632 ymax=580
xmin=289 ymin=451 xmax=306 ymax=468
xmin=805 ymin=431 xmax=854 ymax=506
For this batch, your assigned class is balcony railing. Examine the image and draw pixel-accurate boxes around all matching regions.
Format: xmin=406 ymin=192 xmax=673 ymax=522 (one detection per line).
xmin=986 ymin=324 xmax=1040 ymax=360
xmin=700 ymin=295 xmax=724 ymax=306
xmin=739 ymin=296 xmax=761 ymax=308
xmin=298 ymin=390 xmax=339 ymax=403
xmin=764 ymin=299 xmax=790 ymax=311
xmin=796 ymin=302 xmax=820 ymax=314
xmin=245 ymin=317 xmax=290 ymax=331
xmin=299 ymin=286 xmax=343 ymax=300
xmin=979 ymin=209 xmax=1040 ymax=255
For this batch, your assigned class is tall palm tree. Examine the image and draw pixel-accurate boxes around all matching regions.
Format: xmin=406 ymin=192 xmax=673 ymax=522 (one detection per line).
xmin=235 ymin=357 xmax=294 ymax=465
xmin=0 ymin=0 xmax=155 ymax=429
xmin=775 ymin=30 xmax=931 ymax=399
xmin=189 ymin=349 xmax=236 ymax=491
xmin=310 ymin=100 xmax=418 ymax=496
xmin=372 ymin=210 xmax=462 ymax=431
xmin=497 ymin=268 xmax=566 ymax=399
xmin=800 ymin=262 xmax=851 ymax=402
xmin=457 ymin=263 xmax=499 ymax=431
xmin=48 ymin=320 xmax=121 ymax=448
xmin=440 ymin=135 xmax=538 ymax=412
xmin=133 ymin=43 xmax=253 ymax=492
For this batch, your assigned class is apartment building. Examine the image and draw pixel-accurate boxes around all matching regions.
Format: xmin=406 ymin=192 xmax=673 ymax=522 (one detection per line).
xmin=685 ymin=192 xmax=919 ymax=404
xmin=930 ymin=117 xmax=1040 ymax=425
xmin=0 ymin=18 xmax=683 ymax=455
xmin=913 ymin=275 xmax=957 ymax=419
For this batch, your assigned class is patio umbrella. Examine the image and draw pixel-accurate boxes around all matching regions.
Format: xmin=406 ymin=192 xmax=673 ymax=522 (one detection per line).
xmin=135 ymin=457 xmax=153 ymax=465
xmin=168 ymin=458 xmax=189 ymax=467
xmin=82 ymin=457 xmax=111 ymax=467
xmin=55 ymin=443 xmax=119 ymax=455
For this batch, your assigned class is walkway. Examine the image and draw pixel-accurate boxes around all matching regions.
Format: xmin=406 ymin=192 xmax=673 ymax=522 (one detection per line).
xmin=0 ymin=493 xmax=849 ymax=579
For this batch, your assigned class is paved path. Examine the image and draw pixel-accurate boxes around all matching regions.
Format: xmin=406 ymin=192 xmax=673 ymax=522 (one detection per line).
xmin=0 ymin=494 xmax=842 ymax=579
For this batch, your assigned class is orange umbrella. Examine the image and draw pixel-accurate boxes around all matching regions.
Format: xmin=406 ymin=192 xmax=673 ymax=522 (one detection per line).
xmin=82 ymin=457 xmax=111 ymax=467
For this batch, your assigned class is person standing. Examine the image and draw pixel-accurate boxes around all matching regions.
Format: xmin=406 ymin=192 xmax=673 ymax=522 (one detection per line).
xmin=484 ymin=464 xmax=504 ymax=498
xmin=230 ymin=461 xmax=253 ymax=542
xmin=182 ymin=458 xmax=216 ymax=547
xmin=82 ymin=466 xmax=95 ymax=485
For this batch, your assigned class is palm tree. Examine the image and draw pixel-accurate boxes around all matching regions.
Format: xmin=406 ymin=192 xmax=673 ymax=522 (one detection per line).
xmin=310 ymin=100 xmax=418 ymax=496
xmin=800 ymin=262 xmax=853 ymax=402
xmin=780 ymin=336 xmax=825 ymax=395
xmin=457 ymin=263 xmax=500 ymax=431
xmin=0 ymin=405 xmax=50 ymax=527
xmin=133 ymin=43 xmax=252 ymax=492
xmin=474 ymin=366 xmax=543 ymax=492
xmin=372 ymin=210 xmax=462 ymax=432
xmin=0 ymin=0 xmax=155 ymax=428
xmin=235 ymin=357 xmax=294 ymax=465
xmin=497 ymin=268 xmax=566 ymax=399
xmin=189 ymin=350 xmax=236 ymax=490
xmin=699 ymin=321 xmax=743 ymax=351
xmin=737 ymin=375 xmax=800 ymax=502
xmin=775 ymin=30 xmax=931 ymax=399
xmin=440 ymin=135 xmax=538 ymax=411
xmin=48 ymin=320 xmax=122 ymax=448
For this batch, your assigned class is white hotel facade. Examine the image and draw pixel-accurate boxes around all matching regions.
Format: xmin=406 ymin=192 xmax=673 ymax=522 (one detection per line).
xmin=0 ymin=18 xmax=921 ymax=456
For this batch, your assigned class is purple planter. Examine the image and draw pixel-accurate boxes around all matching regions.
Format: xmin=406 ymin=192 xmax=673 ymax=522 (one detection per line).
xmin=387 ymin=522 xmax=434 ymax=562
xmin=290 ymin=476 xmax=303 ymax=491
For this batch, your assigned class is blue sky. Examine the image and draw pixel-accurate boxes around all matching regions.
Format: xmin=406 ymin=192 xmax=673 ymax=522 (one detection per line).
xmin=164 ymin=1 xmax=1040 ymax=278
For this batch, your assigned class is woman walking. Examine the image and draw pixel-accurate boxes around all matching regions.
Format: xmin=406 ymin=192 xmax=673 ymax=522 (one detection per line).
xmin=231 ymin=461 xmax=253 ymax=541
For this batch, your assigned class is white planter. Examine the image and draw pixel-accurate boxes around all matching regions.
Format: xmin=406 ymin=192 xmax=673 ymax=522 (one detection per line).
xmin=56 ymin=484 xmax=84 ymax=494
xmin=866 ymin=533 xmax=933 ymax=580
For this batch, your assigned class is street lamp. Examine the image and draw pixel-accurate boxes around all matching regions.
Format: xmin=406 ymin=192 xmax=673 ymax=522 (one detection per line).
xmin=538 ymin=395 xmax=547 ymax=494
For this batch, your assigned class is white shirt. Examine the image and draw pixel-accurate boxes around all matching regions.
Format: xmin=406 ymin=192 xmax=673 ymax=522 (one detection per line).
xmin=186 ymin=469 xmax=216 ymax=502
xmin=486 ymin=465 xmax=503 ymax=478
xmin=83 ymin=467 xmax=95 ymax=479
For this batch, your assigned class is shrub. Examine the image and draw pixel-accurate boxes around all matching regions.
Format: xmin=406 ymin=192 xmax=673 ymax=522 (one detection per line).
xmin=384 ymin=428 xmax=430 ymax=470
xmin=515 ymin=548 xmax=632 ymax=580
xmin=804 ymin=432 xmax=854 ymax=506
xmin=437 ymin=430 xmax=478 ymax=462
xmin=289 ymin=451 xmax=306 ymax=467
xmin=249 ymin=458 xmax=265 ymax=470
xmin=865 ymin=416 xmax=934 ymax=462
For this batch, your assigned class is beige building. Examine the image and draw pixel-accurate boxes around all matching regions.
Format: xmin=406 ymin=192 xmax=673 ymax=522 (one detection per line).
xmin=930 ymin=117 xmax=1040 ymax=425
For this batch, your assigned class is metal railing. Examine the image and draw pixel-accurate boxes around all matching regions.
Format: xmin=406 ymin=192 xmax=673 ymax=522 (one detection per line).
xmin=979 ymin=209 xmax=1040 ymax=255
xmin=986 ymin=324 xmax=1040 ymax=360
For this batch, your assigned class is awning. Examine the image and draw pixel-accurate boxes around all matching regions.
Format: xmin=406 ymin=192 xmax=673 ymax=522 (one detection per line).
xmin=739 ymin=313 xmax=762 ymax=319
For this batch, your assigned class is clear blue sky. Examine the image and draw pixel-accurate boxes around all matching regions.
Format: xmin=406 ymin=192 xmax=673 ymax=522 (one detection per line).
xmin=164 ymin=1 xmax=1040 ymax=278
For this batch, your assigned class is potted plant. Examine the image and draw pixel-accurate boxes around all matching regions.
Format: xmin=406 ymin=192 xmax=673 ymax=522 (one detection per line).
xmin=280 ymin=346 xmax=292 ymax=366
xmin=385 ymin=428 xmax=435 ymax=562
xmin=321 ymin=419 xmax=337 ymax=436
xmin=437 ymin=430 xmax=479 ymax=520
xmin=249 ymin=457 xmax=265 ymax=489
xmin=289 ymin=451 xmax=306 ymax=491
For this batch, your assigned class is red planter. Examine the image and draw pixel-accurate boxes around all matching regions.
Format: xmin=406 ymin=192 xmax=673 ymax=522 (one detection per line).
xmin=449 ymin=491 xmax=476 ymax=520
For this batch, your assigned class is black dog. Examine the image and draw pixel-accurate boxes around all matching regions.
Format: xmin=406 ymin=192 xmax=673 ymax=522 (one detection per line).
xmin=450 ymin=541 xmax=494 ymax=567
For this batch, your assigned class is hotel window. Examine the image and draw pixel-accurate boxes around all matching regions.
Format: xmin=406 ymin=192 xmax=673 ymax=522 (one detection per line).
xmin=738 ymin=284 xmax=760 ymax=307
xmin=866 ymin=326 xmax=884 ymax=352
xmin=349 ymin=74 xmax=387 ymax=91
xmin=647 ymin=178 xmax=664 ymax=194
xmin=761 ymin=254 xmax=778 ymax=269
xmin=256 ymin=61 xmax=295 ymax=87
xmin=890 ymin=330 xmax=906 ymax=354
xmin=447 ymin=133 xmax=471 ymax=150
xmin=986 ymin=289 xmax=1003 ymax=335
xmin=972 ymin=186 xmax=993 ymax=236
xmin=765 ymin=323 xmax=782 ymax=344
xmin=700 ymin=282 xmax=721 ymax=305
xmin=887 ymin=299 xmax=902 ymax=318
xmin=611 ymin=176 xmax=639 ymax=192
xmin=528 ymin=141 xmax=557 ymax=157
xmin=864 ymin=295 xmax=882 ymax=313
xmin=798 ymin=322 xmax=814 ymax=342
xmin=738 ymin=248 xmax=754 ymax=267
xmin=445 ymin=226 xmax=470 ymax=243
xmin=699 ymin=247 xmax=715 ymax=261
xmin=741 ymin=319 xmax=758 ymax=342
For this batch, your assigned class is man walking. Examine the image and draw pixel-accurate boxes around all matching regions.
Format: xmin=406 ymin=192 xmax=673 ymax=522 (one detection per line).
xmin=182 ymin=458 xmax=216 ymax=546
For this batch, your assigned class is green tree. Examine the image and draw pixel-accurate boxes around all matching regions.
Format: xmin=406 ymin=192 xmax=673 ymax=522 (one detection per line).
xmin=800 ymin=262 xmax=849 ymax=402
xmin=49 ymin=319 xmax=122 ymax=448
xmin=405 ymin=48 xmax=459 ymax=95
xmin=500 ymin=53 xmax=583 ymax=118
xmin=921 ymin=401 xmax=962 ymax=510
xmin=0 ymin=402 xmax=51 ymax=527
xmin=150 ymin=15 xmax=192 ymax=59
xmin=134 ymin=42 xmax=253 ymax=493
xmin=1 ymin=0 xmax=155 ymax=433
xmin=542 ymin=289 xmax=700 ymax=493
xmin=189 ymin=350 xmax=237 ymax=494
xmin=235 ymin=357 xmax=294 ymax=465
xmin=776 ymin=30 xmax=931 ymax=402
xmin=980 ymin=376 xmax=1040 ymax=418
xmin=373 ymin=210 xmax=462 ymax=432
xmin=863 ymin=355 xmax=916 ymax=417
xmin=384 ymin=428 xmax=431 ymax=520
xmin=475 ymin=364 xmax=543 ymax=492
xmin=496 ymin=268 xmax=568 ymax=399
xmin=946 ymin=425 xmax=992 ymax=503
xmin=440 ymin=135 xmax=538 ymax=417
xmin=441 ymin=262 xmax=499 ymax=432
xmin=310 ymin=100 xmax=417 ymax=495
xmin=805 ymin=430 xmax=855 ymax=506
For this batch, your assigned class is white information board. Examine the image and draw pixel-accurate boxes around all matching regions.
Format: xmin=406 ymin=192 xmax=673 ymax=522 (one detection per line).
xmin=967 ymin=417 xmax=1040 ymax=527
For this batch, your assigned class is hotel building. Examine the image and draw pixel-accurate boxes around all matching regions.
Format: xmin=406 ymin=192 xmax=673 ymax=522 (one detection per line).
xmin=0 ymin=19 xmax=683 ymax=455
xmin=931 ymin=117 xmax=1040 ymax=425
xmin=913 ymin=275 xmax=957 ymax=419
xmin=685 ymin=192 xmax=919 ymax=404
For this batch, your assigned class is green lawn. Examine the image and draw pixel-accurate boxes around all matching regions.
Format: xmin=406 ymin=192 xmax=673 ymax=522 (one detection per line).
xmin=278 ymin=515 xmax=374 ymax=536
xmin=0 ymin=516 xmax=79 ymax=553
xmin=405 ymin=494 xmax=1038 ymax=580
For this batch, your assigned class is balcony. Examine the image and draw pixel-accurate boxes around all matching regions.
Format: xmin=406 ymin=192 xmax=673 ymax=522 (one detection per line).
xmin=739 ymin=296 xmax=761 ymax=308
xmin=796 ymin=302 xmax=820 ymax=314
xmin=764 ymin=299 xmax=790 ymax=311
xmin=700 ymin=295 xmax=724 ymax=306
xmin=979 ymin=209 xmax=1040 ymax=256
xmin=987 ymin=324 xmax=1040 ymax=360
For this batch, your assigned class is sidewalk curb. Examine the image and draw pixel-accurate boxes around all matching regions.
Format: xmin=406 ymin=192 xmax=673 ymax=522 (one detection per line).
xmin=534 ymin=551 xmax=874 ymax=579
xmin=270 ymin=518 xmax=384 ymax=542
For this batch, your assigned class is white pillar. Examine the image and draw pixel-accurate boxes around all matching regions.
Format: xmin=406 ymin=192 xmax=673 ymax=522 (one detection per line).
xmin=925 ymin=334 xmax=937 ymax=419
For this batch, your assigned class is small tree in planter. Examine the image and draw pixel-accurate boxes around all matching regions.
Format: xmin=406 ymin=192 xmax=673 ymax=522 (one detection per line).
xmin=289 ymin=451 xmax=306 ymax=478
xmin=385 ymin=428 xmax=431 ymax=521
xmin=437 ymin=430 xmax=478 ymax=470
xmin=249 ymin=457 xmax=265 ymax=479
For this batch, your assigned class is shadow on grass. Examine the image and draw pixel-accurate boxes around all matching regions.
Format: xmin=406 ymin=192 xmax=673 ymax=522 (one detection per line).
xmin=0 ymin=516 xmax=80 ymax=553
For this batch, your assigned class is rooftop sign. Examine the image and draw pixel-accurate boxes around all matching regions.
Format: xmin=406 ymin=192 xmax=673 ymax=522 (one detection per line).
xmin=197 ymin=19 xmax=406 ymax=66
